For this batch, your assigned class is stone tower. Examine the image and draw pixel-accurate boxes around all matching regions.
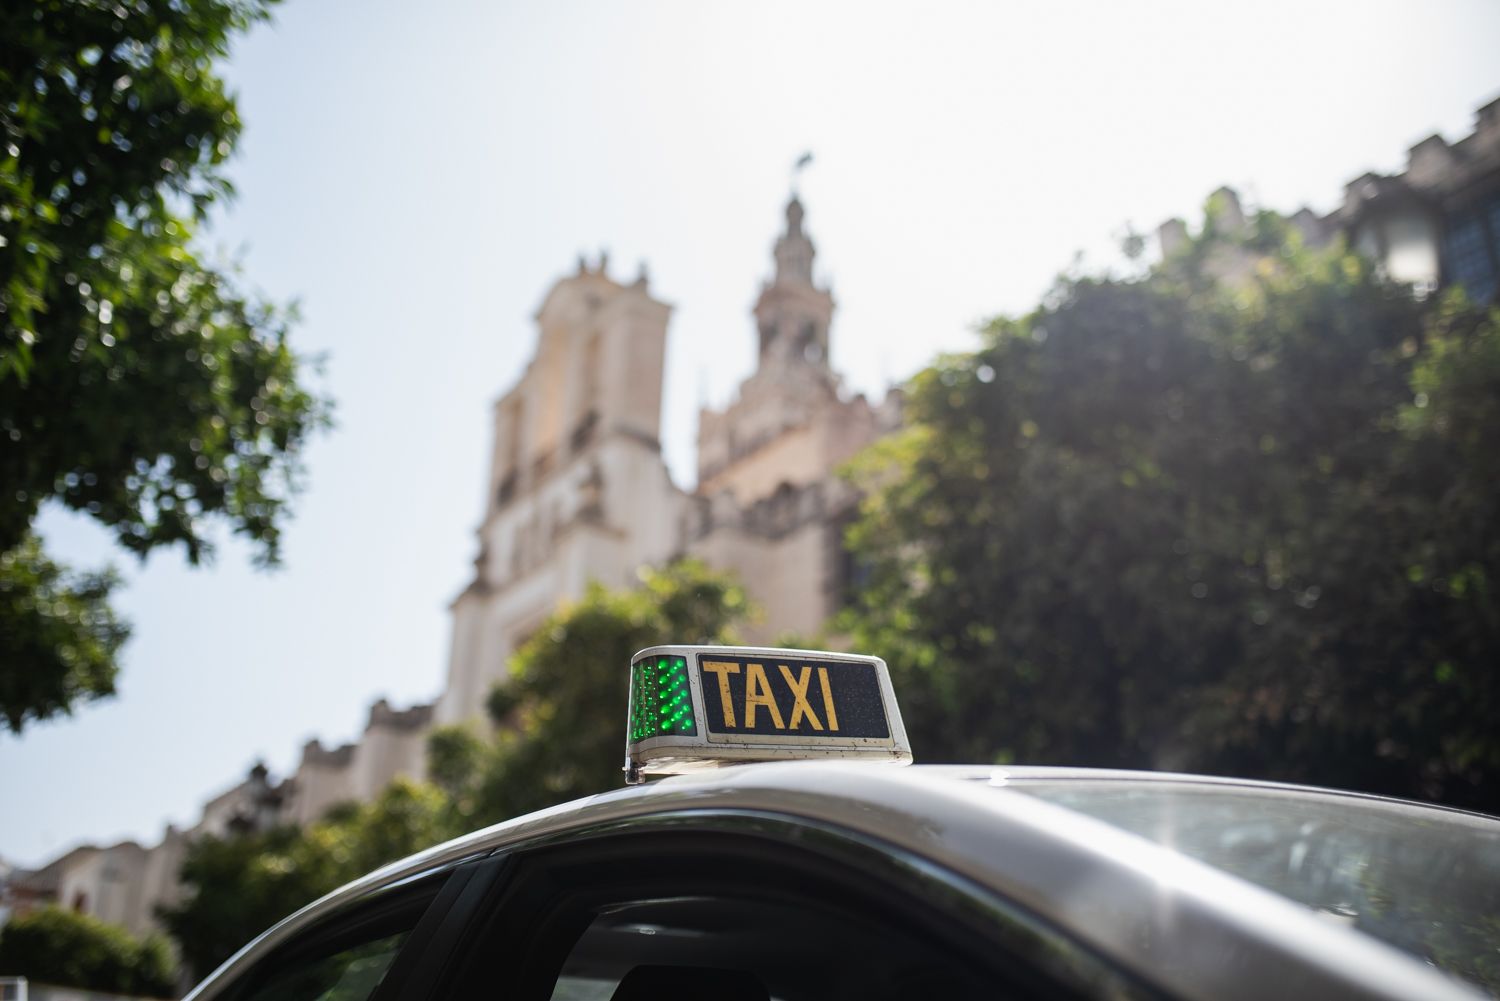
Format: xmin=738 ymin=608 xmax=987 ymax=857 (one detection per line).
xmin=753 ymin=197 xmax=835 ymax=372
xmin=687 ymin=196 xmax=899 ymax=640
xmin=435 ymin=257 xmax=686 ymax=725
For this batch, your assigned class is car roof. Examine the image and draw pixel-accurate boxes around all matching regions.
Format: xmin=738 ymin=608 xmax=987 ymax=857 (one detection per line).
xmin=188 ymin=762 xmax=1485 ymax=1001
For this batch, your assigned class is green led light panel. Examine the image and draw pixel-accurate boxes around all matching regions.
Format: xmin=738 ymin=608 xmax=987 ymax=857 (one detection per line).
xmin=629 ymin=655 xmax=695 ymax=743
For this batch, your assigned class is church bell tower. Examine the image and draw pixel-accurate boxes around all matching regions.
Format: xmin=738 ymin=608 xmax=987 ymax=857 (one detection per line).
xmin=752 ymin=196 xmax=836 ymax=374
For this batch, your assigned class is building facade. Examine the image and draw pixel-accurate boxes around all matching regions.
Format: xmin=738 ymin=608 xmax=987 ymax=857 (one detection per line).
xmin=429 ymin=193 xmax=894 ymax=727
xmin=434 ymin=255 xmax=684 ymax=727
xmin=684 ymin=196 xmax=899 ymax=641
xmin=1159 ymin=96 xmax=1500 ymax=304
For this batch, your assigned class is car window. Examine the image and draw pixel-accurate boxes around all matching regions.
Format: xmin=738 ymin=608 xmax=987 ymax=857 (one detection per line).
xmin=234 ymin=931 xmax=408 ymax=1001
xmin=213 ymin=870 xmax=450 ymax=1001
xmin=546 ymin=894 xmax=994 ymax=1001
xmin=1006 ymin=779 xmax=1500 ymax=995
xmin=440 ymin=826 xmax=1161 ymax=1001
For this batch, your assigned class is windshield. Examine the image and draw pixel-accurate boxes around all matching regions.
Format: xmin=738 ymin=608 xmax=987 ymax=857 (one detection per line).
xmin=1008 ymin=779 xmax=1500 ymax=996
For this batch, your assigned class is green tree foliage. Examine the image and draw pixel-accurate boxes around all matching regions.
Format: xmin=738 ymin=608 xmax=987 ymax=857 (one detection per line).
xmin=436 ymin=560 xmax=752 ymax=826
xmin=163 ymin=566 xmax=748 ymax=977
xmin=0 ymin=905 xmax=175 ymax=998
xmin=425 ymin=721 xmax=488 ymax=826
xmin=842 ymin=209 xmax=1500 ymax=811
xmin=0 ymin=533 xmax=129 ymax=729
xmin=0 ymin=0 xmax=329 ymax=730
xmin=160 ymin=779 xmax=452 ymax=980
xmin=160 ymin=824 xmax=332 ymax=981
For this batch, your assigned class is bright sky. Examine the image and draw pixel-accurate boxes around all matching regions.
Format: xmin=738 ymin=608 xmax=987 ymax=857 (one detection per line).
xmin=4 ymin=0 xmax=1499 ymax=869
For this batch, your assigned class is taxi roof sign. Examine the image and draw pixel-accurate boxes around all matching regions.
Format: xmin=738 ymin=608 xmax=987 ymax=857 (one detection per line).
xmin=624 ymin=645 xmax=913 ymax=783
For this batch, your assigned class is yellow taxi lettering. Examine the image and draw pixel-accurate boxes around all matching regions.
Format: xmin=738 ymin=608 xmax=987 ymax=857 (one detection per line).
xmin=626 ymin=645 xmax=907 ymax=784
xmin=744 ymin=663 xmax=786 ymax=730
xmin=701 ymin=660 xmax=741 ymax=728
xmin=779 ymin=664 xmax=824 ymax=731
xmin=817 ymin=666 xmax=840 ymax=731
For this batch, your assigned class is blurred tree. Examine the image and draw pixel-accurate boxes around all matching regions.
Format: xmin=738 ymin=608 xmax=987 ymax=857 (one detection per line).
xmin=0 ymin=905 xmax=175 ymax=998
xmin=457 ymin=560 xmax=751 ymax=825
xmin=163 ymin=565 xmax=747 ymax=977
xmin=161 ymin=779 xmax=453 ymax=980
xmin=159 ymin=824 xmax=330 ymax=982
xmin=0 ymin=534 xmax=129 ymax=730
xmin=310 ymin=779 xmax=454 ymax=879
xmin=0 ymin=0 xmax=330 ymax=730
xmin=842 ymin=208 xmax=1500 ymax=811
xmin=425 ymin=720 xmax=488 ymax=827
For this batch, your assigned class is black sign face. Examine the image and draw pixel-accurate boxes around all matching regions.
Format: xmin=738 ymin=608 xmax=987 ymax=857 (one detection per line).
xmin=696 ymin=655 xmax=891 ymax=739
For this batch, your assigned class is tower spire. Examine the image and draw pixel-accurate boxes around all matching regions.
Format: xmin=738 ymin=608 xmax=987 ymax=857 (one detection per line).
xmin=773 ymin=195 xmax=815 ymax=287
xmin=754 ymin=180 xmax=835 ymax=373
xmin=774 ymin=151 xmax=816 ymax=286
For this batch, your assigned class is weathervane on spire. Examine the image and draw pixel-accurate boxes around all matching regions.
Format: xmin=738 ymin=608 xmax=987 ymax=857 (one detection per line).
xmin=791 ymin=151 xmax=814 ymax=196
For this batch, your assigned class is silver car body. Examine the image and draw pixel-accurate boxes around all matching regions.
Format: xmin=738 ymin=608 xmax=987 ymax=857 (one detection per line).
xmin=185 ymin=762 xmax=1490 ymax=1001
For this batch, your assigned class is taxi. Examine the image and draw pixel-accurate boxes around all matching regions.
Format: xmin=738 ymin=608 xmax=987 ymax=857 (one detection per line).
xmin=184 ymin=646 xmax=1500 ymax=1001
